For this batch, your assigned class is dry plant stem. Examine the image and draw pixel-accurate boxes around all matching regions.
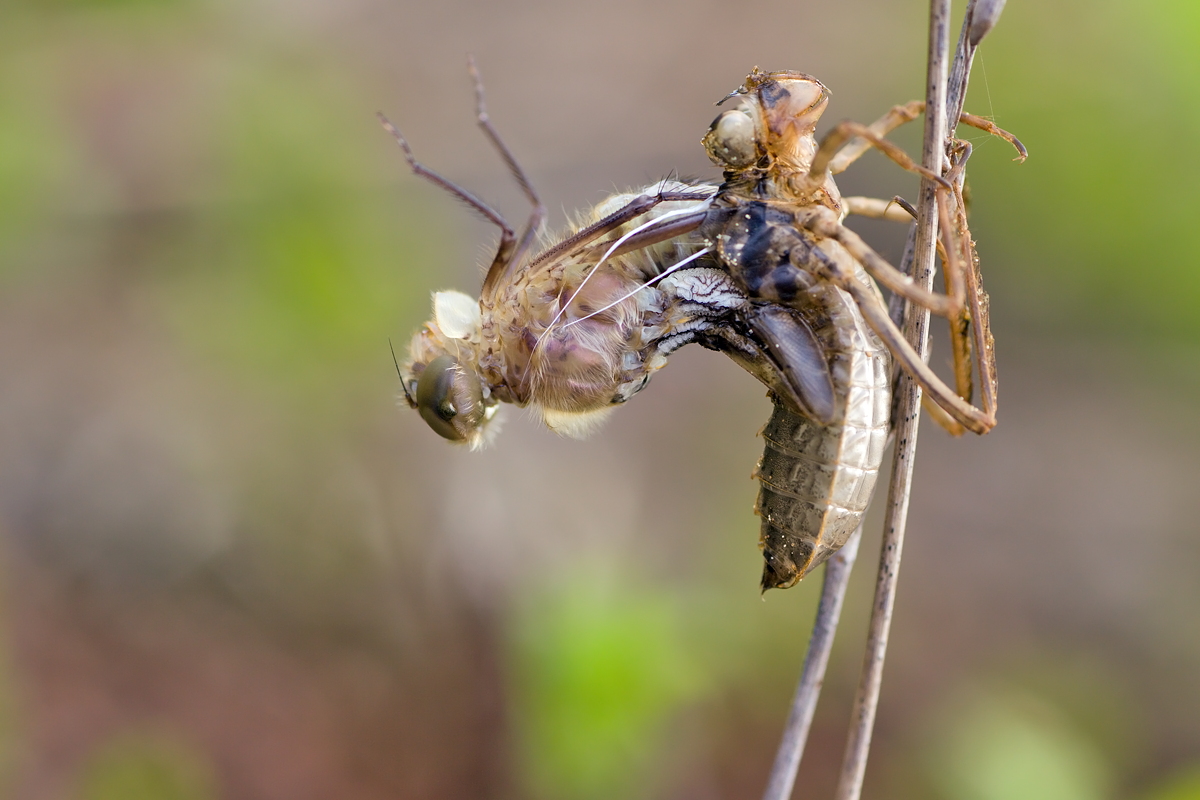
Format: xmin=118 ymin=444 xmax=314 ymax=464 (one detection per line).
xmin=832 ymin=0 xmax=950 ymax=797
xmin=760 ymin=527 xmax=863 ymax=800
xmin=948 ymin=0 xmax=1005 ymax=125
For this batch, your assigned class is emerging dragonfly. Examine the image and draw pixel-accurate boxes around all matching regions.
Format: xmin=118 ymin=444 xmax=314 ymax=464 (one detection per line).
xmin=385 ymin=60 xmax=751 ymax=447
xmin=385 ymin=62 xmax=1023 ymax=589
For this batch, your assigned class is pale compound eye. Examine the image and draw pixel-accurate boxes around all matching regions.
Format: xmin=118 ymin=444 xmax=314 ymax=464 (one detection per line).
xmin=703 ymin=108 xmax=759 ymax=169
xmin=415 ymin=354 xmax=487 ymax=443
xmin=416 ymin=355 xmax=464 ymax=440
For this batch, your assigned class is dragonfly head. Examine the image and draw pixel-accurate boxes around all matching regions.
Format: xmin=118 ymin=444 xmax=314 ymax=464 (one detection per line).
xmin=705 ymin=69 xmax=830 ymax=174
xmin=704 ymin=102 xmax=761 ymax=169
xmin=402 ymin=290 xmax=499 ymax=449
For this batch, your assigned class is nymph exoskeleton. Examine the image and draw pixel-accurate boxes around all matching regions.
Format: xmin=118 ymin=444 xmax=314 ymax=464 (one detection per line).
xmin=702 ymin=69 xmax=1024 ymax=436
xmin=695 ymin=69 xmax=1024 ymax=587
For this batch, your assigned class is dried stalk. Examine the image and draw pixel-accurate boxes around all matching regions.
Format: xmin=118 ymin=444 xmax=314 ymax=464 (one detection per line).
xmin=757 ymin=4 xmax=1004 ymax=797
xmin=760 ymin=527 xmax=862 ymax=800
xmin=949 ymin=0 xmax=1007 ymax=124
xmin=832 ymin=1 xmax=952 ymax=798
xmin=829 ymin=1 xmax=1006 ymax=798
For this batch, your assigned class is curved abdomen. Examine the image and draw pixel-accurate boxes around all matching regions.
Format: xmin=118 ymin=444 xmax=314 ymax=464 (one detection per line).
xmin=754 ymin=282 xmax=890 ymax=590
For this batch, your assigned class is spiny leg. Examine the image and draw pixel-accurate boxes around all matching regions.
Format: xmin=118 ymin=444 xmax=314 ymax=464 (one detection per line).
xmin=964 ymin=228 xmax=998 ymax=419
xmin=377 ymin=112 xmax=518 ymax=290
xmin=804 ymin=244 xmax=996 ymax=434
xmin=828 ymin=101 xmax=1026 ymax=174
xmin=846 ymin=272 xmax=994 ymax=434
xmin=946 ymin=142 xmax=998 ymax=419
xmin=958 ymin=111 xmax=1027 ymax=161
xmin=841 ymin=194 xmax=971 ymax=373
xmin=798 ymin=205 xmax=961 ymax=318
xmin=868 ymin=212 xmax=968 ymax=436
xmin=804 ymin=121 xmax=951 ymax=193
xmin=468 ymin=60 xmax=716 ymax=294
xmin=937 ymin=178 xmax=974 ymax=408
xmin=843 ymin=194 xmax=954 ymax=293
xmin=467 ymin=57 xmax=549 ymax=298
xmin=840 ymin=195 xmax=956 ymax=310
xmin=857 ymin=220 xmax=969 ymax=436
xmin=843 ymin=196 xmax=958 ymax=270
xmin=913 ymin=193 xmax=975 ymax=437
xmin=843 ymin=169 xmax=983 ymax=432
xmin=828 ymin=101 xmax=924 ymax=174
xmin=842 ymin=156 xmax=993 ymax=435
xmin=930 ymin=140 xmax=997 ymax=426
xmin=843 ymin=195 xmax=917 ymax=223
xmin=919 ymin=389 xmax=965 ymax=436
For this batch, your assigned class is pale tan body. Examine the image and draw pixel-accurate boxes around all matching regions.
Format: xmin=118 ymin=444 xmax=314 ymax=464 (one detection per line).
xmin=404 ymin=181 xmax=742 ymax=441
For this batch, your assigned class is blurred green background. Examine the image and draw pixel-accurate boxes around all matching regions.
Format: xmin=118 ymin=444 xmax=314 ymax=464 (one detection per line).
xmin=0 ymin=0 xmax=1198 ymax=798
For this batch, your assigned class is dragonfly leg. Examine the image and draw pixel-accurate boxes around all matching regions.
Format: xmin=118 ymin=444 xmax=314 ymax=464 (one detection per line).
xmin=829 ymin=101 xmax=925 ymax=174
xmin=843 ymin=195 xmax=917 ymax=223
xmin=798 ymin=206 xmax=961 ymax=318
xmin=803 ymin=244 xmax=996 ymax=435
xmin=377 ymin=112 xmax=518 ymax=297
xmin=468 ymin=57 xmax=548 ymax=291
xmin=806 ymin=120 xmax=950 ymax=193
xmin=943 ymin=148 xmax=998 ymax=423
xmin=828 ymin=102 xmax=1026 ymax=174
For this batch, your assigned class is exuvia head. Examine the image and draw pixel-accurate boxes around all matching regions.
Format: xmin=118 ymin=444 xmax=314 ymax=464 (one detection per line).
xmin=703 ymin=69 xmax=830 ymax=173
xmin=703 ymin=101 xmax=761 ymax=168
xmin=401 ymin=290 xmax=499 ymax=449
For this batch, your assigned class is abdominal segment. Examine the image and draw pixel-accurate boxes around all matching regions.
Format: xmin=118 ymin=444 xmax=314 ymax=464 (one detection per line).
xmin=753 ymin=282 xmax=890 ymax=590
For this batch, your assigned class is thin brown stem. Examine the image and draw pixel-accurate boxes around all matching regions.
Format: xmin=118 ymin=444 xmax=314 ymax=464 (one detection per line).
xmin=948 ymin=0 xmax=1008 ymax=127
xmin=760 ymin=528 xmax=862 ymax=800
xmin=758 ymin=3 xmax=1008 ymax=795
xmin=833 ymin=0 xmax=951 ymax=797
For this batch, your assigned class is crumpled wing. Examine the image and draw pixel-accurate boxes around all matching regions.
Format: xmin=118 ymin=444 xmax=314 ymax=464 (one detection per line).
xmin=745 ymin=303 xmax=836 ymax=425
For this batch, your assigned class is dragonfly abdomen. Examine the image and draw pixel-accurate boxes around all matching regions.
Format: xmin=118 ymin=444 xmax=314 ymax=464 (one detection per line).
xmin=753 ymin=284 xmax=890 ymax=590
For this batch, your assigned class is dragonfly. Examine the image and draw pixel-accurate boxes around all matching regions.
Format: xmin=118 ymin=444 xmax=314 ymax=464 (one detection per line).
xmin=384 ymin=62 xmax=1024 ymax=589
xmin=384 ymin=59 xmax=789 ymax=449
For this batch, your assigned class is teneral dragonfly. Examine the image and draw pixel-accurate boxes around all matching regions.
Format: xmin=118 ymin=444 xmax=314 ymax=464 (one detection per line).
xmin=395 ymin=173 xmax=734 ymax=446
xmin=385 ymin=61 xmax=802 ymax=450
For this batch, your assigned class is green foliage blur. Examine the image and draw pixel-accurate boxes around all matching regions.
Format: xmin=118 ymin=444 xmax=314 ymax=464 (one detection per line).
xmin=80 ymin=733 xmax=216 ymax=800
xmin=964 ymin=0 xmax=1200 ymax=339
xmin=927 ymin=687 xmax=1112 ymax=800
xmin=509 ymin=572 xmax=708 ymax=800
xmin=1139 ymin=767 xmax=1200 ymax=800
xmin=0 ymin=0 xmax=434 ymax=411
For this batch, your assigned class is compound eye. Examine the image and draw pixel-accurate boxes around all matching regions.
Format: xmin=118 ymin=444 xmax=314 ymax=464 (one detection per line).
xmin=414 ymin=354 xmax=488 ymax=444
xmin=703 ymin=108 xmax=759 ymax=168
xmin=416 ymin=355 xmax=465 ymax=441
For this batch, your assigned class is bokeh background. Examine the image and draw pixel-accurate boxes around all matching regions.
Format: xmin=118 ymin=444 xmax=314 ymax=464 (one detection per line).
xmin=1 ymin=0 xmax=1198 ymax=798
